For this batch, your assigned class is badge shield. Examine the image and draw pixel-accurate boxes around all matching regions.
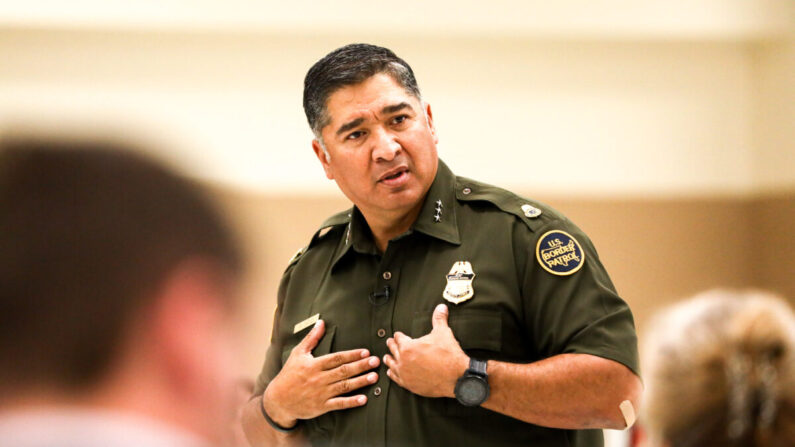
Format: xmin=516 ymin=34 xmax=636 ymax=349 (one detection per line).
xmin=443 ymin=261 xmax=476 ymax=304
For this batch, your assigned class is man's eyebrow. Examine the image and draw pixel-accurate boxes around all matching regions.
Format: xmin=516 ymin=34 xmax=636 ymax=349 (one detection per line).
xmin=335 ymin=117 xmax=365 ymax=136
xmin=334 ymin=102 xmax=414 ymax=137
xmin=382 ymin=102 xmax=413 ymax=115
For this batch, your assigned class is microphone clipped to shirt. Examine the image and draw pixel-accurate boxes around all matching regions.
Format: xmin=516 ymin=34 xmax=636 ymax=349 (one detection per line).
xmin=369 ymin=286 xmax=391 ymax=306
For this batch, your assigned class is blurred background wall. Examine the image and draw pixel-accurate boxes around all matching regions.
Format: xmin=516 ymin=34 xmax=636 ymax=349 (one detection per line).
xmin=1 ymin=2 xmax=793 ymax=435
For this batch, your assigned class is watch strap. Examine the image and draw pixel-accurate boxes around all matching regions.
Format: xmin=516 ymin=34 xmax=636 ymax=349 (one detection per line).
xmin=469 ymin=358 xmax=488 ymax=377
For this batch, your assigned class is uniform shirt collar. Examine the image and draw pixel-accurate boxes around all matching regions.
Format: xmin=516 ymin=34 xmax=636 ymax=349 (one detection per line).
xmin=410 ymin=159 xmax=461 ymax=245
xmin=349 ymin=207 xmax=379 ymax=255
xmin=330 ymin=159 xmax=461 ymax=270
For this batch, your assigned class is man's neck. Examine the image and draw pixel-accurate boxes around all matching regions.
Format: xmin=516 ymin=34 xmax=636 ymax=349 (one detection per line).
xmin=359 ymin=199 xmax=425 ymax=253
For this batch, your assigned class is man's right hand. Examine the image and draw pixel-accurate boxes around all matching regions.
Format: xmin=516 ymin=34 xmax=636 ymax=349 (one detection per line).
xmin=262 ymin=319 xmax=379 ymax=428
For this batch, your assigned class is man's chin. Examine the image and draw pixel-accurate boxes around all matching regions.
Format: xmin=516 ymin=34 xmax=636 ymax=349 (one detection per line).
xmin=376 ymin=189 xmax=425 ymax=211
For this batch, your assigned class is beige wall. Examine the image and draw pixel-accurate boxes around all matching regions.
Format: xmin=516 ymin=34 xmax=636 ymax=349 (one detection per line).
xmin=752 ymin=194 xmax=795 ymax=299
xmin=752 ymin=39 xmax=795 ymax=192
xmin=0 ymin=31 xmax=785 ymax=198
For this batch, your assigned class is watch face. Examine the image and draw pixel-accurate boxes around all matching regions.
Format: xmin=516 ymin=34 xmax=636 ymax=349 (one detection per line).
xmin=457 ymin=376 xmax=488 ymax=406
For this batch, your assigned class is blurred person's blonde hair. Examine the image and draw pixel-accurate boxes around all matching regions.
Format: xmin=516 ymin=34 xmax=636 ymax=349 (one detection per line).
xmin=642 ymin=290 xmax=795 ymax=447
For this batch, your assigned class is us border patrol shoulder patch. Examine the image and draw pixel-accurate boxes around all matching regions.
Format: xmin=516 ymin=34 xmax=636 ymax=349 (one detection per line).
xmin=536 ymin=230 xmax=585 ymax=276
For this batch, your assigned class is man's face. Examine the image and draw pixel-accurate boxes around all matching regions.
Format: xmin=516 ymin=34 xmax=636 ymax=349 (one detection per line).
xmin=313 ymin=73 xmax=439 ymax=219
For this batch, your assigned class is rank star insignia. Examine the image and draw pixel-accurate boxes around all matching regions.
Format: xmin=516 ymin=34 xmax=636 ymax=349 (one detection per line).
xmin=433 ymin=199 xmax=443 ymax=222
xmin=442 ymin=261 xmax=476 ymax=304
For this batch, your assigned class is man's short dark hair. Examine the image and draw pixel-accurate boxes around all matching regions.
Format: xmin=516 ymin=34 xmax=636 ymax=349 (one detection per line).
xmin=303 ymin=43 xmax=421 ymax=137
xmin=0 ymin=136 xmax=242 ymax=391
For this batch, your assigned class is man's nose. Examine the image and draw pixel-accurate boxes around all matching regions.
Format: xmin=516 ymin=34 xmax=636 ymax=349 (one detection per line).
xmin=371 ymin=128 xmax=401 ymax=161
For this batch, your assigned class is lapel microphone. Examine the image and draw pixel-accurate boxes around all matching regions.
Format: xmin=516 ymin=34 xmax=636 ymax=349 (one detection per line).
xmin=369 ymin=286 xmax=391 ymax=306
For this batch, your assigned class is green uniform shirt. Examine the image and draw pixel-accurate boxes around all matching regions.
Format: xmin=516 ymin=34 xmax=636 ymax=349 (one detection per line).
xmin=254 ymin=160 xmax=640 ymax=447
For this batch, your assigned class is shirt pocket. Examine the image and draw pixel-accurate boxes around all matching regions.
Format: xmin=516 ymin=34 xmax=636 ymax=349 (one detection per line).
xmin=411 ymin=308 xmax=502 ymax=353
xmin=411 ymin=309 xmax=504 ymax=418
xmin=278 ymin=325 xmax=338 ymax=439
xmin=280 ymin=325 xmax=337 ymax=366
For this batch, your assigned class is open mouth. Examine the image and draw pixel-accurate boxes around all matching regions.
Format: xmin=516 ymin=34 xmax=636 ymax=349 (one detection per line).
xmin=383 ymin=171 xmax=405 ymax=181
xmin=379 ymin=167 xmax=409 ymax=183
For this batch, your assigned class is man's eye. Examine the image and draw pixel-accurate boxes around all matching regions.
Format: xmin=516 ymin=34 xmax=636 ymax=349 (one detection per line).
xmin=346 ymin=131 xmax=364 ymax=140
xmin=392 ymin=115 xmax=408 ymax=125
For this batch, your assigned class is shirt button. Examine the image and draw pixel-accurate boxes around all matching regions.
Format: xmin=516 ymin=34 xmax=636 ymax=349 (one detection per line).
xmin=373 ymin=386 xmax=382 ymax=396
xmin=382 ymin=271 xmax=392 ymax=280
xmin=462 ymin=187 xmax=472 ymax=195
xmin=377 ymin=328 xmax=386 ymax=338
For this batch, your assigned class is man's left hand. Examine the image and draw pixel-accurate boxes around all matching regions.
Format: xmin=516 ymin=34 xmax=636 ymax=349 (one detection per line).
xmin=383 ymin=304 xmax=469 ymax=398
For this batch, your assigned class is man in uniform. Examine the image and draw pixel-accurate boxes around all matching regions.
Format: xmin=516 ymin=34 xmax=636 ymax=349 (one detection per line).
xmin=242 ymin=44 xmax=642 ymax=447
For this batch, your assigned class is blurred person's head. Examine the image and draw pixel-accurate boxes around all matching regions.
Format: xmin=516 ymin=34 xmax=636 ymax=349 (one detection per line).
xmin=0 ymin=135 xmax=244 ymax=443
xmin=304 ymin=43 xmax=439 ymax=224
xmin=641 ymin=290 xmax=795 ymax=447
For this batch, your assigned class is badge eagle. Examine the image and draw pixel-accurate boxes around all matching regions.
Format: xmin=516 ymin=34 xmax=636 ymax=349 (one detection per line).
xmin=443 ymin=261 xmax=476 ymax=305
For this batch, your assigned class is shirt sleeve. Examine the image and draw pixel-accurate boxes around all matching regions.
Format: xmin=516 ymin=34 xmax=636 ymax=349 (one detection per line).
xmin=521 ymin=218 xmax=641 ymax=377
xmin=251 ymin=264 xmax=295 ymax=398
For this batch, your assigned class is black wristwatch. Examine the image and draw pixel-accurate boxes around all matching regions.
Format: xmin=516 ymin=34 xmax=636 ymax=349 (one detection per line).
xmin=454 ymin=357 xmax=490 ymax=407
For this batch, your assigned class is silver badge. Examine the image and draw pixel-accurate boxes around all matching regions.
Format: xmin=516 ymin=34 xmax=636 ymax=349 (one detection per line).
xmin=521 ymin=204 xmax=542 ymax=218
xmin=442 ymin=261 xmax=476 ymax=304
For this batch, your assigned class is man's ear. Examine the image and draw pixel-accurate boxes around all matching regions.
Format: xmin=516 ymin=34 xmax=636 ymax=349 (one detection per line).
xmin=312 ymin=139 xmax=334 ymax=180
xmin=424 ymin=103 xmax=438 ymax=145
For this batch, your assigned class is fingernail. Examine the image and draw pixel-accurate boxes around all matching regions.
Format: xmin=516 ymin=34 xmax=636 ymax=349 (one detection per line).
xmin=368 ymin=373 xmax=377 ymax=382
xmin=436 ymin=304 xmax=446 ymax=312
xmin=369 ymin=357 xmax=379 ymax=367
xmin=361 ymin=350 xmax=369 ymax=358
xmin=358 ymin=395 xmax=367 ymax=405
xmin=314 ymin=319 xmax=322 ymax=328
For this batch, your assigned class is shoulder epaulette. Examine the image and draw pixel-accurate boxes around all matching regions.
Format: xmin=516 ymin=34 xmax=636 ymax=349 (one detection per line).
xmin=454 ymin=177 xmax=562 ymax=232
xmin=286 ymin=208 xmax=352 ymax=269
xmin=319 ymin=208 xmax=353 ymax=229
xmin=312 ymin=208 xmax=351 ymax=245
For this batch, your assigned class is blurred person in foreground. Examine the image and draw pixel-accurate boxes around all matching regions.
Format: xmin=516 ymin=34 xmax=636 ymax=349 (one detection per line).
xmin=637 ymin=290 xmax=795 ymax=447
xmin=242 ymin=43 xmax=642 ymax=447
xmin=0 ymin=136 xmax=244 ymax=446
